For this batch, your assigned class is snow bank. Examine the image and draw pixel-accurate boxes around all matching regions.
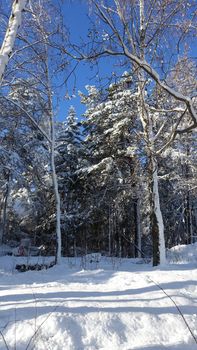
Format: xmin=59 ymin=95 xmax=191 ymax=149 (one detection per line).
xmin=167 ymin=242 xmax=197 ymax=264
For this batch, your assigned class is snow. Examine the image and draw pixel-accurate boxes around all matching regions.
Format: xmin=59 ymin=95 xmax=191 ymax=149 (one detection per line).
xmin=80 ymin=157 xmax=113 ymax=175
xmin=0 ymin=247 xmax=197 ymax=350
xmin=12 ymin=188 xmax=31 ymax=217
xmin=167 ymin=243 xmax=197 ymax=264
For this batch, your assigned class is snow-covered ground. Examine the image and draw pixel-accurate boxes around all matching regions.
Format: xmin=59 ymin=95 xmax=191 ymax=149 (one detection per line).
xmin=0 ymin=245 xmax=197 ymax=350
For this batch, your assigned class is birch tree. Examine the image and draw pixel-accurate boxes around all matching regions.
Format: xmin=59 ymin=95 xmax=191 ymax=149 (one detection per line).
xmin=0 ymin=0 xmax=29 ymax=242
xmin=0 ymin=0 xmax=27 ymax=83
xmin=0 ymin=0 xmax=66 ymax=263
xmin=16 ymin=0 xmax=64 ymax=264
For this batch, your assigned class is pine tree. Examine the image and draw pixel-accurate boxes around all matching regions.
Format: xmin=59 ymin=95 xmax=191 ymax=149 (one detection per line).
xmin=78 ymin=73 xmax=142 ymax=256
xmin=56 ymin=106 xmax=82 ymax=255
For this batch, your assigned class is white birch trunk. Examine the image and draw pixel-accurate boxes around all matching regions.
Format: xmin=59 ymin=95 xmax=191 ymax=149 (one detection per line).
xmin=46 ymin=68 xmax=61 ymax=265
xmin=51 ymin=127 xmax=62 ymax=264
xmin=138 ymin=0 xmax=166 ymax=265
xmin=0 ymin=0 xmax=27 ymax=83
xmin=44 ymin=47 xmax=62 ymax=265
xmin=151 ymin=157 xmax=166 ymax=264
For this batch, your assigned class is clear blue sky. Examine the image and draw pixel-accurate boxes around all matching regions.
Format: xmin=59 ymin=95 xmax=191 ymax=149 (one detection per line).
xmin=57 ymin=1 xmax=97 ymax=121
xmin=56 ymin=0 xmax=125 ymax=122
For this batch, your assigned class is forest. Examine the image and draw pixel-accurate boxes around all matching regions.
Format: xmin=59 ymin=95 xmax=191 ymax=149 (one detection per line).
xmin=0 ymin=0 xmax=196 ymax=267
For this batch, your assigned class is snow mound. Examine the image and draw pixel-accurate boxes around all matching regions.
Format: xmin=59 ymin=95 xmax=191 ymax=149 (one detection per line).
xmin=167 ymin=242 xmax=197 ymax=263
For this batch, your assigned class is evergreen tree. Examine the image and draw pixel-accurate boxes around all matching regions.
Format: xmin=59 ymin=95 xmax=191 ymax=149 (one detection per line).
xmin=78 ymin=73 xmax=142 ymax=256
xmin=56 ymin=106 xmax=82 ymax=255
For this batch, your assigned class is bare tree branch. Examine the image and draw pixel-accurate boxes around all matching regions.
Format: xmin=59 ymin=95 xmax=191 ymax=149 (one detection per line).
xmin=2 ymin=96 xmax=52 ymax=144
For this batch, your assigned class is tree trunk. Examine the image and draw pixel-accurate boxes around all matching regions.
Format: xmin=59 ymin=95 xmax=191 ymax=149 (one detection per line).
xmin=45 ymin=54 xmax=62 ymax=264
xmin=0 ymin=0 xmax=27 ymax=83
xmin=137 ymin=0 xmax=166 ymax=265
xmin=150 ymin=157 xmax=166 ymax=265
xmin=51 ymin=135 xmax=62 ymax=264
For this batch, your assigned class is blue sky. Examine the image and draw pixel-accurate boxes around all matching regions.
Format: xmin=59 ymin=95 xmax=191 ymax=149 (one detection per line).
xmin=56 ymin=0 xmax=125 ymax=122
xmin=57 ymin=1 xmax=96 ymax=121
xmin=56 ymin=1 xmax=197 ymax=122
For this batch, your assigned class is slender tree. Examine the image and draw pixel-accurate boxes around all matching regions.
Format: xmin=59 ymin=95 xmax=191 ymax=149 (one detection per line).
xmin=0 ymin=0 xmax=66 ymax=263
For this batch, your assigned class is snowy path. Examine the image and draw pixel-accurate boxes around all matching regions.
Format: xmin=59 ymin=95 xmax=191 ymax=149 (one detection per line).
xmin=0 ymin=257 xmax=197 ymax=350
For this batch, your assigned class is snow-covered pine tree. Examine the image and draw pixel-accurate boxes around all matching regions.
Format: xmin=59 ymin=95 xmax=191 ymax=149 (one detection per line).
xmin=56 ymin=106 xmax=82 ymax=255
xmin=0 ymin=79 xmax=52 ymax=245
xmin=79 ymin=73 xmax=142 ymax=257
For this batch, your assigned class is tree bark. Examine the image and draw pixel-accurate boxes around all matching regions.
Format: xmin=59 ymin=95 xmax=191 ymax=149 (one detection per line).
xmin=138 ymin=0 xmax=166 ymax=265
xmin=46 ymin=71 xmax=62 ymax=265
xmin=51 ymin=131 xmax=62 ymax=264
xmin=150 ymin=157 xmax=166 ymax=265
xmin=0 ymin=0 xmax=27 ymax=83
xmin=43 ymin=41 xmax=62 ymax=264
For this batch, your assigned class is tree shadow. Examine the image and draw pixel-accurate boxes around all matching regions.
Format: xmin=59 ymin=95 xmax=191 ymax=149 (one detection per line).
xmin=1 ymin=279 xmax=197 ymax=304
xmin=132 ymin=343 xmax=196 ymax=350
